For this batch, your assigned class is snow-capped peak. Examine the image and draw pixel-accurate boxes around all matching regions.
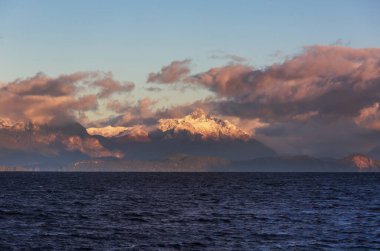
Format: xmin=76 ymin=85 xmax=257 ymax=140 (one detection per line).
xmin=158 ymin=108 xmax=251 ymax=140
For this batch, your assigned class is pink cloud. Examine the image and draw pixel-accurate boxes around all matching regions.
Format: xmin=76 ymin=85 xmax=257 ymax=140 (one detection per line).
xmin=0 ymin=71 xmax=134 ymax=125
xmin=147 ymin=59 xmax=191 ymax=83
xmin=355 ymin=103 xmax=380 ymax=130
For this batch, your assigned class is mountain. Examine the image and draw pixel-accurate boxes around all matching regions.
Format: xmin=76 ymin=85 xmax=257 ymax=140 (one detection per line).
xmin=368 ymin=145 xmax=380 ymax=159
xmin=2 ymin=110 xmax=379 ymax=172
xmin=0 ymin=109 xmax=275 ymax=168
xmin=57 ymin=153 xmax=380 ymax=172
xmin=87 ymin=125 xmax=149 ymax=141
xmin=149 ymin=109 xmax=276 ymax=160
xmin=0 ymin=119 xmax=122 ymax=168
xmin=229 ymin=154 xmax=380 ymax=172
xmin=87 ymin=125 xmax=131 ymax=138
xmin=87 ymin=108 xmax=251 ymax=141
xmin=65 ymin=154 xmax=229 ymax=172
xmin=90 ymin=109 xmax=276 ymax=160
xmin=157 ymin=108 xmax=250 ymax=141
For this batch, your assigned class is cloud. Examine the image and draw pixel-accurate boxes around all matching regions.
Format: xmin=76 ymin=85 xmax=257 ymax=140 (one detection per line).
xmin=147 ymin=59 xmax=191 ymax=83
xmin=103 ymin=98 xmax=159 ymax=127
xmin=355 ymin=103 xmax=380 ymax=130
xmin=185 ymin=45 xmax=380 ymax=119
xmin=209 ymin=53 xmax=247 ymax=63
xmin=185 ymin=64 xmax=253 ymax=97
xmin=145 ymin=87 xmax=163 ymax=92
xmin=255 ymin=116 xmax=380 ymax=157
xmin=292 ymin=111 xmax=319 ymax=122
xmin=92 ymin=72 xmax=135 ymax=98
xmin=63 ymin=136 xmax=123 ymax=158
xmin=151 ymin=45 xmax=380 ymax=156
xmin=3 ymin=45 xmax=380 ymax=157
xmin=3 ymin=72 xmax=83 ymax=97
xmin=0 ymin=71 xmax=134 ymax=125
xmin=85 ymin=45 xmax=380 ymax=157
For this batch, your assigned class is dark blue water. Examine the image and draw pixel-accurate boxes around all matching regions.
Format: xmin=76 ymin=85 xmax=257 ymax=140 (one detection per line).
xmin=0 ymin=173 xmax=379 ymax=250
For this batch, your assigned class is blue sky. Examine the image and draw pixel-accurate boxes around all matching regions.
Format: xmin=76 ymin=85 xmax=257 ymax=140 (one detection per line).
xmin=0 ymin=0 xmax=379 ymax=105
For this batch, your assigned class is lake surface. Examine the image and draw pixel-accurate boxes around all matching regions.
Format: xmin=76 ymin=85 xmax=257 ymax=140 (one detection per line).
xmin=0 ymin=172 xmax=379 ymax=250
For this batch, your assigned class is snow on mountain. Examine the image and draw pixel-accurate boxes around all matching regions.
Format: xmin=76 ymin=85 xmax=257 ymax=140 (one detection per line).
xmin=87 ymin=109 xmax=251 ymax=141
xmin=157 ymin=108 xmax=250 ymax=141
xmin=87 ymin=125 xmax=131 ymax=138
xmin=87 ymin=125 xmax=149 ymax=141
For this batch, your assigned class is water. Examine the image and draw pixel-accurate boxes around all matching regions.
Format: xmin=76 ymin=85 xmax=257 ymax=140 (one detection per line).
xmin=0 ymin=173 xmax=379 ymax=250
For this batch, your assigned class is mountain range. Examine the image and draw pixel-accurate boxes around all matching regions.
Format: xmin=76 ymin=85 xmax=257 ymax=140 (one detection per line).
xmin=0 ymin=109 xmax=379 ymax=172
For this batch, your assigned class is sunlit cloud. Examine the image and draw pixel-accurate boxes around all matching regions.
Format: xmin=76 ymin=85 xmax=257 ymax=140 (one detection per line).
xmin=147 ymin=59 xmax=191 ymax=84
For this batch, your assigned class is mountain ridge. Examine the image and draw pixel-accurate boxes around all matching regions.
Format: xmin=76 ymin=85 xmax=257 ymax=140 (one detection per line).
xmin=1 ymin=111 xmax=379 ymax=171
xmin=86 ymin=108 xmax=251 ymax=141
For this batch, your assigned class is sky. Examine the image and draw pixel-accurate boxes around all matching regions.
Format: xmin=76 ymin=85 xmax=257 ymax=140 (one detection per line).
xmin=1 ymin=0 xmax=379 ymax=81
xmin=0 ymin=0 xmax=380 ymax=157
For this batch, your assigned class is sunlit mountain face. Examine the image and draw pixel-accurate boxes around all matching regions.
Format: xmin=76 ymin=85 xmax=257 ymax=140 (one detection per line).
xmin=85 ymin=109 xmax=276 ymax=161
xmin=88 ymin=108 xmax=251 ymax=141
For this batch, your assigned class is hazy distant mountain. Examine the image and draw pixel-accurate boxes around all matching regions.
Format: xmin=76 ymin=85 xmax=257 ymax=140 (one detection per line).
xmin=229 ymin=154 xmax=380 ymax=172
xmin=368 ymin=145 xmax=380 ymax=159
xmin=58 ymin=153 xmax=380 ymax=172
xmin=1 ymin=110 xmax=379 ymax=172
xmin=65 ymin=154 xmax=229 ymax=172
